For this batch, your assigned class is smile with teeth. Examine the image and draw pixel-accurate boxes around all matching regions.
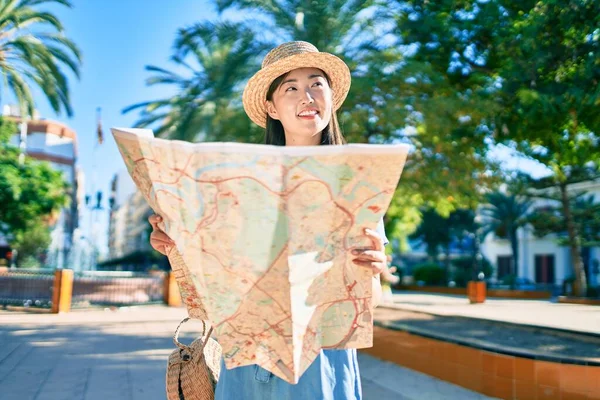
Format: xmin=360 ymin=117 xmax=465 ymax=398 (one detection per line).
xmin=298 ymin=110 xmax=319 ymax=117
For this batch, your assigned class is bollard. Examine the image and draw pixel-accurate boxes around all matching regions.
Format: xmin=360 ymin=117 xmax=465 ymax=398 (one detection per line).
xmin=164 ymin=271 xmax=182 ymax=307
xmin=51 ymin=269 xmax=74 ymax=313
xmin=467 ymin=281 xmax=486 ymax=304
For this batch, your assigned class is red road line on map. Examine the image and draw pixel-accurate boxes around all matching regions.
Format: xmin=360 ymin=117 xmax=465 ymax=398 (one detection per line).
xmin=193 ymin=187 xmax=222 ymax=233
xmin=351 ymin=189 xmax=393 ymax=213
xmin=317 ymin=296 xmax=369 ymax=308
xmin=282 ymin=157 xmax=309 ymax=174
xmin=152 ymin=189 xmax=184 ymax=205
xmin=254 ymin=315 xmax=293 ymax=337
xmin=169 ymin=154 xmax=194 ymax=184
xmin=200 ymin=238 xmax=256 ymax=285
xmin=133 ymin=157 xmax=160 ymax=164
xmin=228 ymin=311 xmax=292 ymax=339
xmin=193 ymin=189 xmax=242 ymax=234
xmin=327 ymin=265 xmax=366 ymax=347
xmin=220 ymin=318 xmax=293 ymax=352
xmin=324 ymin=297 xmax=371 ymax=348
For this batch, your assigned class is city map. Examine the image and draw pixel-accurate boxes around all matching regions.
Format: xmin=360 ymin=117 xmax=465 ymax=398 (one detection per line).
xmin=112 ymin=127 xmax=409 ymax=383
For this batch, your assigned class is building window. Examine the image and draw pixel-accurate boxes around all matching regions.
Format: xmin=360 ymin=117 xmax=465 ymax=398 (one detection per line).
xmin=497 ymin=255 xmax=513 ymax=279
xmin=535 ymin=254 xmax=555 ymax=284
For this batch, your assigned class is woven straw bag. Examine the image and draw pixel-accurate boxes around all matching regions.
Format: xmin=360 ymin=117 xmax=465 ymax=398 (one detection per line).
xmin=166 ymin=318 xmax=222 ymax=400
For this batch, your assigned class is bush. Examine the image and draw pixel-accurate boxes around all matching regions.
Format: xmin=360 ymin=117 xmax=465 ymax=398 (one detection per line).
xmin=586 ymin=286 xmax=599 ymax=298
xmin=413 ymin=263 xmax=446 ymax=285
xmin=501 ymin=274 xmax=517 ymax=287
xmin=450 ymin=256 xmax=493 ymax=287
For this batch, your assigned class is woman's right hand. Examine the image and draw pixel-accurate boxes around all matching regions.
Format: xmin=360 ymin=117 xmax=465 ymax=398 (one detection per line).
xmin=148 ymin=214 xmax=174 ymax=256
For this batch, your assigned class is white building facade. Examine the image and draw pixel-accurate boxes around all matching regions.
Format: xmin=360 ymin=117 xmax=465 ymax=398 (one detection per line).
xmin=481 ymin=180 xmax=600 ymax=288
xmin=106 ymin=170 xmax=154 ymax=270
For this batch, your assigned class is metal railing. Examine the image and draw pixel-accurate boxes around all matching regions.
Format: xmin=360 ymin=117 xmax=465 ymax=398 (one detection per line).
xmin=0 ymin=268 xmax=55 ymax=308
xmin=71 ymin=270 xmax=165 ymax=307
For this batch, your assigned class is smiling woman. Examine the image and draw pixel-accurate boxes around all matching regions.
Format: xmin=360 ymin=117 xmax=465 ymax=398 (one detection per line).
xmin=149 ymin=41 xmax=392 ymax=400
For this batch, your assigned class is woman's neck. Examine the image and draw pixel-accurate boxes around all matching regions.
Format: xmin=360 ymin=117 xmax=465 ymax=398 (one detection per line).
xmin=284 ymin=132 xmax=322 ymax=146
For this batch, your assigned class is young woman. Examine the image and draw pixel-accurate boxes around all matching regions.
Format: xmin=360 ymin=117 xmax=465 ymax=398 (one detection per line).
xmin=149 ymin=41 xmax=394 ymax=400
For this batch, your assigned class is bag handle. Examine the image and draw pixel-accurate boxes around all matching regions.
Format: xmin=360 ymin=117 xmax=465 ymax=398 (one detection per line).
xmin=172 ymin=317 xmax=214 ymax=354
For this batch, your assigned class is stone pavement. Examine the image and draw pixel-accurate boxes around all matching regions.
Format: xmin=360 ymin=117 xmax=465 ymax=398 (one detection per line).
xmin=0 ymin=305 xmax=494 ymax=400
xmin=385 ymin=292 xmax=600 ymax=335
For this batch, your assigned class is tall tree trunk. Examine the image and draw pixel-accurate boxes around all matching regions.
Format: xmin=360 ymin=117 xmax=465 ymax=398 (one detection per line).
xmin=560 ymin=183 xmax=587 ymax=296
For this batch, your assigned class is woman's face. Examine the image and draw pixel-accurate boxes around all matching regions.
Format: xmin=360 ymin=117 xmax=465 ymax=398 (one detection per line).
xmin=266 ymin=67 xmax=333 ymax=146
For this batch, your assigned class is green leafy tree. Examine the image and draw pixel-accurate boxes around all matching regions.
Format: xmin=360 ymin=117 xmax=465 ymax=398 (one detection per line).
xmin=12 ymin=222 xmax=51 ymax=268
xmin=493 ymin=1 xmax=600 ymax=296
xmin=479 ymin=192 xmax=532 ymax=278
xmin=123 ymin=21 xmax=268 ymax=142
xmin=0 ymin=118 xmax=69 ymax=264
xmin=367 ymin=0 xmax=506 ymax=244
xmin=388 ymin=0 xmax=600 ymax=295
xmin=0 ymin=0 xmax=81 ymax=117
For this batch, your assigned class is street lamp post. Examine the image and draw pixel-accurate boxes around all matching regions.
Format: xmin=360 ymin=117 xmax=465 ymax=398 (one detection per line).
xmin=84 ymin=191 xmax=104 ymax=270
xmin=467 ymin=215 xmax=486 ymax=304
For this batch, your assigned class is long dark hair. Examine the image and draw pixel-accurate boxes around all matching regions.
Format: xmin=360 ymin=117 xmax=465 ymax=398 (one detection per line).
xmin=264 ymin=70 xmax=345 ymax=146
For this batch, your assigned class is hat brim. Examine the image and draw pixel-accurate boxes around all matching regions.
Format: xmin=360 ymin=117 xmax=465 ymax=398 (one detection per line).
xmin=242 ymin=52 xmax=351 ymax=128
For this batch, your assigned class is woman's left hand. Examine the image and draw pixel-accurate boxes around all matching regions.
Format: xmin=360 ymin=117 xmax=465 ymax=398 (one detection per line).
xmin=351 ymin=228 xmax=387 ymax=275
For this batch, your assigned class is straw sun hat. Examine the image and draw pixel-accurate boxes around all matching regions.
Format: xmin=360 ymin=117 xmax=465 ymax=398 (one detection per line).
xmin=242 ymin=41 xmax=351 ymax=128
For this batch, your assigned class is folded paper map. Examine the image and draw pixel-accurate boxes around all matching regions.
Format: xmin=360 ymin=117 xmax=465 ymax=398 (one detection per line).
xmin=111 ymin=127 xmax=409 ymax=383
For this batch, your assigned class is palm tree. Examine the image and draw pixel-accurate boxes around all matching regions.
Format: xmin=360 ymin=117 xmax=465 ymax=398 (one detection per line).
xmin=479 ymin=192 xmax=532 ymax=279
xmin=0 ymin=0 xmax=81 ymax=118
xmin=215 ymin=0 xmax=378 ymax=54
xmin=123 ymin=21 xmax=268 ymax=142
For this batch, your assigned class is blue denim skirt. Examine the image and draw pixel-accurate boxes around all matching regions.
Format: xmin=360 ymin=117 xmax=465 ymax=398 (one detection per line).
xmin=215 ymin=349 xmax=362 ymax=400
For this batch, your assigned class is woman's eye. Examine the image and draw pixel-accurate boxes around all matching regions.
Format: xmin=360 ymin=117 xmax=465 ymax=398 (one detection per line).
xmin=285 ymin=86 xmax=297 ymax=92
xmin=313 ymin=82 xmax=323 ymax=87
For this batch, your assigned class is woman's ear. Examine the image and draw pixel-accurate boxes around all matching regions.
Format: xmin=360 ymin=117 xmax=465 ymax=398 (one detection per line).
xmin=266 ymin=101 xmax=279 ymax=121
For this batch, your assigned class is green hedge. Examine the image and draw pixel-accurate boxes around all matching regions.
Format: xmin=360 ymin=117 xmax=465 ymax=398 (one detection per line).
xmin=413 ymin=263 xmax=446 ymax=285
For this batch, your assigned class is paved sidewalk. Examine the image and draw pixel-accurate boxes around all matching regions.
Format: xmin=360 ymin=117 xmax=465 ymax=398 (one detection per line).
xmin=386 ymin=292 xmax=600 ymax=335
xmin=0 ymin=306 xmax=493 ymax=400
